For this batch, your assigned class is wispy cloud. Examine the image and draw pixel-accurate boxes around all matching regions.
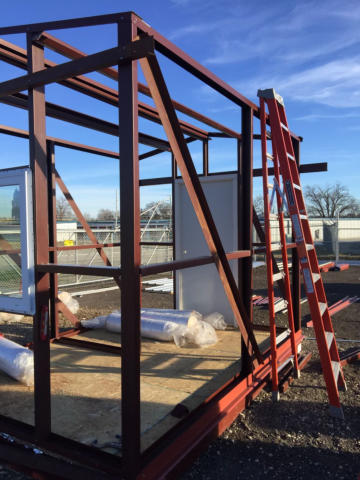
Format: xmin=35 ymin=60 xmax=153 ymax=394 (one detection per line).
xmin=295 ymin=112 xmax=360 ymax=121
xmin=234 ymin=56 xmax=360 ymax=108
xmin=169 ymin=19 xmax=229 ymax=41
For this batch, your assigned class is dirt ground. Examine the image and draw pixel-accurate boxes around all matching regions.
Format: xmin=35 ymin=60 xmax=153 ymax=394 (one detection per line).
xmin=0 ymin=266 xmax=359 ymax=479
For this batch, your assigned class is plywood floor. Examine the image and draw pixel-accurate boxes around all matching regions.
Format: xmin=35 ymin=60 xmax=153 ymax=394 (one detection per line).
xmin=0 ymin=328 xmax=271 ymax=453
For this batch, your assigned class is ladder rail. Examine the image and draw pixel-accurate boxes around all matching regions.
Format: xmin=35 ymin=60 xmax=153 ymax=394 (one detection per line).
xmin=271 ymin=142 xmax=299 ymax=375
xmin=258 ymin=88 xmax=346 ymax=418
xmin=260 ymin=97 xmax=279 ymax=397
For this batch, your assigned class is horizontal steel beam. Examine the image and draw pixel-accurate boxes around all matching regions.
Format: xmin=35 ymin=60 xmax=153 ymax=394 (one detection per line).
xmin=36 ymin=250 xmax=250 ymax=278
xmin=0 ymin=11 xmax=127 ymax=35
xmin=0 ymin=38 xmax=209 ymax=140
xmin=39 ymin=32 xmax=241 ymax=138
xmin=1 ymin=93 xmax=171 ymax=150
xmin=0 ymin=36 xmax=153 ymax=98
xmin=37 ymin=264 xmax=121 ymax=277
xmin=140 ymin=250 xmax=251 ymax=276
xmin=136 ymin=20 xmax=301 ymax=141
xmin=253 ymin=162 xmax=327 ymax=176
xmin=138 ymin=162 xmax=328 ymax=186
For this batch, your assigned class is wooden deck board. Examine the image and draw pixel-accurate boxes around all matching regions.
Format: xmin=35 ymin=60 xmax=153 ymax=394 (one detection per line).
xmin=0 ymin=328 xmax=271 ymax=452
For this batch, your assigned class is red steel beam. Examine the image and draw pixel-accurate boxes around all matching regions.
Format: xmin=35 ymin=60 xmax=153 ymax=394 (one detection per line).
xmin=136 ymin=20 xmax=301 ymax=142
xmin=0 ymin=37 xmax=154 ymax=98
xmin=1 ymin=92 xmax=171 ymax=151
xmin=118 ymin=17 xmax=142 ymax=477
xmin=139 ymin=51 xmax=261 ymax=362
xmin=37 ymin=264 xmax=121 ymax=277
xmin=0 ymin=38 xmax=209 ymax=141
xmin=340 ymin=347 xmax=360 ymax=366
xmin=38 ymin=31 xmax=240 ymax=139
xmin=0 ymin=12 xmax=126 ymax=35
xmin=27 ymin=33 xmax=51 ymax=441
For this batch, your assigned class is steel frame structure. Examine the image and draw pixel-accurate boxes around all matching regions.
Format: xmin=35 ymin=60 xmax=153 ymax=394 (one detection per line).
xmin=0 ymin=12 xmax=328 ymax=479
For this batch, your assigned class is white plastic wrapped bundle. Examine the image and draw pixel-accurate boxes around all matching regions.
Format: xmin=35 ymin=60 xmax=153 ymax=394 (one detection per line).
xmin=184 ymin=319 xmax=218 ymax=346
xmin=104 ymin=311 xmax=187 ymax=344
xmin=58 ymin=291 xmax=79 ymax=315
xmin=141 ymin=308 xmax=202 ymax=327
xmin=81 ymin=310 xmax=218 ymax=347
xmin=81 ymin=316 xmax=107 ymax=329
xmin=0 ymin=337 xmax=34 ymax=385
xmin=203 ymin=312 xmax=227 ymax=330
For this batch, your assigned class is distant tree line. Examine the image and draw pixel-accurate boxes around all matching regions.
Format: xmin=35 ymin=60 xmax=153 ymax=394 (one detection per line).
xmin=254 ymin=182 xmax=360 ymax=218
xmin=56 ymin=198 xmax=172 ymax=222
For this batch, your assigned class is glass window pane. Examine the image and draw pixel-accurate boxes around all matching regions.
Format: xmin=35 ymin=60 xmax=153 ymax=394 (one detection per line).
xmin=0 ymin=184 xmax=22 ymax=298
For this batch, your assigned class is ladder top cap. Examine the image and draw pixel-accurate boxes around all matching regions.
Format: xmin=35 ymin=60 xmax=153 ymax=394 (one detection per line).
xmin=257 ymin=88 xmax=285 ymax=106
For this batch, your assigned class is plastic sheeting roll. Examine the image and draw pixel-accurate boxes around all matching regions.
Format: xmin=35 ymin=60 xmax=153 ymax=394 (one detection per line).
xmin=140 ymin=308 xmax=202 ymax=327
xmin=81 ymin=310 xmax=218 ymax=347
xmin=0 ymin=337 xmax=34 ymax=385
xmin=105 ymin=311 xmax=180 ymax=342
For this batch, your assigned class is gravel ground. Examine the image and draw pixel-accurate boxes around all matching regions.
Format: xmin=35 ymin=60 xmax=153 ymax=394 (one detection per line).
xmin=0 ymin=266 xmax=359 ymax=479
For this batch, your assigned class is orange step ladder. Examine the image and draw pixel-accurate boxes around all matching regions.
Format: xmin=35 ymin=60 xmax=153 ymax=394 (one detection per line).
xmin=259 ymin=99 xmax=300 ymax=401
xmin=258 ymin=88 xmax=346 ymax=419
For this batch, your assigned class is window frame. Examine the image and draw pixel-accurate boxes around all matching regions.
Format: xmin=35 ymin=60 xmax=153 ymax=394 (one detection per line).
xmin=0 ymin=167 xmax=35 ymax=315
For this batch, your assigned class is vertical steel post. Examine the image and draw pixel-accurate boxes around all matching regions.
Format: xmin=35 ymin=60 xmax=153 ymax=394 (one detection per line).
xmin=47 ymin=141 xmax=59 ymax=339
xmin=239 ymin=108 xmax=254 ymax=374
xmin=27 ymin=33 xmax=51 ymax=439
xmin=171 ymin=152 xmax=177 ymax=309
xmin=118 ymin=15 xmax=141 ymax=477
xmin=202 ymin=138 xmax=209 ymax=176
xmin=291 ymin=137 xmax=301 ymax=331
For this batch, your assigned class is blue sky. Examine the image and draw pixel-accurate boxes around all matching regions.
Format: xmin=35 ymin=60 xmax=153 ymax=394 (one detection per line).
xmin=0 ymin=0 xmax=359 ymax=216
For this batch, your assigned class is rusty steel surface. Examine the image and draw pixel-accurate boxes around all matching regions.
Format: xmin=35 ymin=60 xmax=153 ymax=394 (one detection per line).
xmin=118 ymin=17 xmax=142 ymax=476
xmin=27 ymin=34 xmax=52 ymax=441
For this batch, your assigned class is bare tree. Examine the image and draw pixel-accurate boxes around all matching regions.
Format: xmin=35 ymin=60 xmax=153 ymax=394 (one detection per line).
xmin=97 ymin=208 xmax=115 ymax=221
xmin=305 ymin=183 xmax=360 ymax=217
xmin=253 ymin=195 xmax=264 ymax=217
xmin=56 ymin=197 xmax=72 ymax=221
xmin=141 ymin=201 xmax=172 ymax=220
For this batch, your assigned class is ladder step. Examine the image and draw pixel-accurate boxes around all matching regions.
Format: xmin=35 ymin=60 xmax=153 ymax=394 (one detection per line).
xmin=266 ymin=152 xmax=274 ymax=161
xmin=319 ymin=302 xmax=327 ymax=316
xmin=273 ymin=272 xmax=284 ymax=282
xmin=306 ymin=244 xmax=314 ymax=251
xmin=331 ymin=361 xmax=340 ymax=383
xmin=280 ymin=122 xmax=289 ymax=132
xmin=287 ymin=152 xmax=295 ymax=161
xmin=293 ymin=183 xmax=301 ymax=190
xmin=277 ymin=355 xmax=293 ymax=372
xmin=325 ymin=331 xmax=334 ymax=349
xmin=312 ymin=273 xmax=321 ymax=283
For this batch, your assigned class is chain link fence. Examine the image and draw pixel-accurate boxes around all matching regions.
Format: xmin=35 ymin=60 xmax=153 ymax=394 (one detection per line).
xmin=1 ymin=217 xmax=359 ymax=294
xmin=57 ymin=226 xmax=173 ymax=287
